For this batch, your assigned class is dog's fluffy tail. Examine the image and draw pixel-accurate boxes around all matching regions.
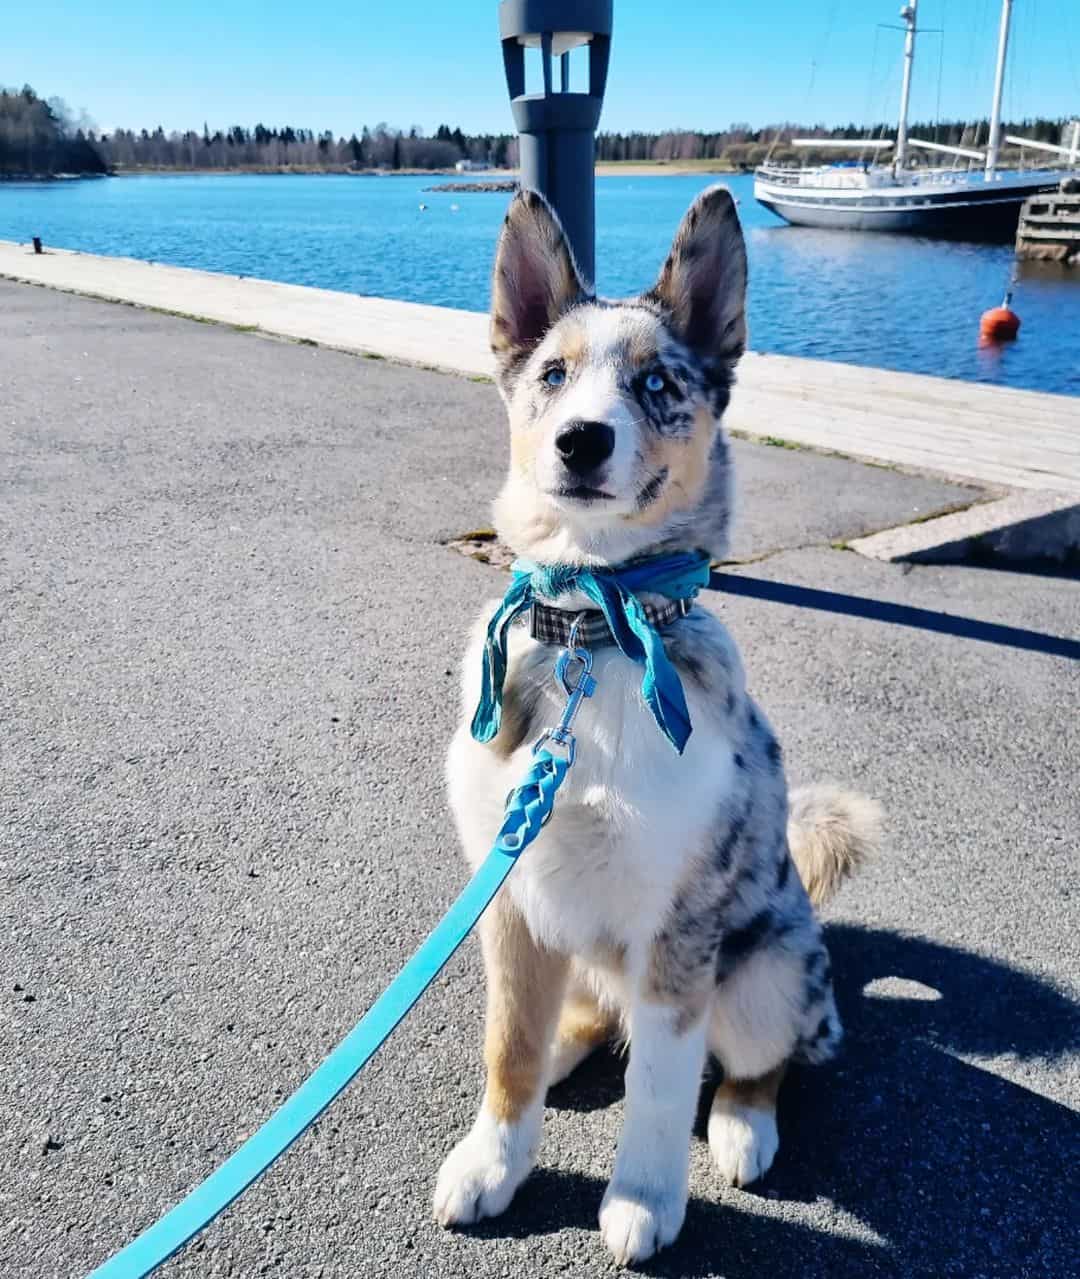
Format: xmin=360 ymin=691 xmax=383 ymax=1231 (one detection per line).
xmin=787 ymin=784 xmax=882 ymax=908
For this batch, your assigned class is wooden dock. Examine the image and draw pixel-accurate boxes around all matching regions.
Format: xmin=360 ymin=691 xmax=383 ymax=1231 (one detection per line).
xmin=1015 ymin=183 xmax=1080 ymax=264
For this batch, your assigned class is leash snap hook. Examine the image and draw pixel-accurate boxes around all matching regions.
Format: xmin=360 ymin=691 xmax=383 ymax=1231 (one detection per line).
xmin=533 ymin=618 xmax=598 ymax=769
xmin=553 ymin=653 xmax=596 ymax=733
xmin=557 ymin=613 xmax=594 ymax=697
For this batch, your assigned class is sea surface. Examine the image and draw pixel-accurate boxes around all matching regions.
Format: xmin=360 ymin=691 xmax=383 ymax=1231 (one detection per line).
xmin=2 ymin=172 xmax=1078 ymax=395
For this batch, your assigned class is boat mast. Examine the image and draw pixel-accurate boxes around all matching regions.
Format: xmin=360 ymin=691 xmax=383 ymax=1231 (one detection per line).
xmin=985 ymin=0 xmax=1014 ymax=178
xmin=895 ymin=2 xmax=918 ymax=169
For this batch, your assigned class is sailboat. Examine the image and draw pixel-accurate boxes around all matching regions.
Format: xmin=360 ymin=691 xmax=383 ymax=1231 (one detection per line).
xmin=753 ymin=0 xmax=1080 ymax=239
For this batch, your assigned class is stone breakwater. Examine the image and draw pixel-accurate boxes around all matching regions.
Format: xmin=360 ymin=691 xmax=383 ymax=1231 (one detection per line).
xmin=423 ymin=180 xmax=518 ymax=193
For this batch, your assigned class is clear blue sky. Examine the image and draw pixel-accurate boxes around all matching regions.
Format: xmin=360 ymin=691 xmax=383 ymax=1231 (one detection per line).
xmin=6 ymin=0 xmax=1079 ymax=136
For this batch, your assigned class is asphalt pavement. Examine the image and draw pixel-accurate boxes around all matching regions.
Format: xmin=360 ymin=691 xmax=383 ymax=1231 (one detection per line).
xmin=2 ymin=281 xmax=1077 ymax=1279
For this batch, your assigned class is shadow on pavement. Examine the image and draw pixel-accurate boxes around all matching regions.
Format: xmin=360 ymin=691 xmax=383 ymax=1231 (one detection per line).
xmin=711 ymin=573 xmax=1080 ymax=662
xmin=470 ymin=926 xmax=1080 ymax=1278
xmin=958 ymin=553 xmax=1080 ymax=581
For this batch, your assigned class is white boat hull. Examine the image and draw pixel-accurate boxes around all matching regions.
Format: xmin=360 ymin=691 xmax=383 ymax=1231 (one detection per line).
xmin=754 ymin=170 xmax=1071 ymax=240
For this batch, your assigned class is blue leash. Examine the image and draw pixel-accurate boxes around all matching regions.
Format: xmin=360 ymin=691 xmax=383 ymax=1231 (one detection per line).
xmin=87 ymin=640 xmax=597 ymax=1279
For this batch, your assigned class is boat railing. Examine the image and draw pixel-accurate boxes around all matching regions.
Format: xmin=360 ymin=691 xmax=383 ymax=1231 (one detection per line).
xmin=754 ymin=164 xmax=800 ymax=185
xmin=754 ymin=163 xmax=883 ymax=189
xmin=755 ymin=160 xmax=1070 ymax=191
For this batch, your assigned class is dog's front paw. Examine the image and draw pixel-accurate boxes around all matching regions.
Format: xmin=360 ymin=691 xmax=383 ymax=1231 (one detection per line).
xmin=433 ymin=1112 xmax=536 ymax=1227
xmin=708 ymin=1102 xmax=779 ymax=1187
xmin=599 ymin=1182 xmax=686 ymax=1267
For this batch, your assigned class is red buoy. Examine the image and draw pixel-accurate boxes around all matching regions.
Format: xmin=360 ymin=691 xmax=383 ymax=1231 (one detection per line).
xmin=979 ymin=292 xmax=1021 ymax=343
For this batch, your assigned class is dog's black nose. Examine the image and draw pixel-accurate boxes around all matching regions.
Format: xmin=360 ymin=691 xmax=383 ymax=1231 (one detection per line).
xmin=555 ymin=421 xmax=615 ymax=475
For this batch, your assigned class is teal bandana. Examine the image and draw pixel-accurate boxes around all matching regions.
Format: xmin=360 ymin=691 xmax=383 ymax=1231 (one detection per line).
xmin=471 ymin=550 xmax=712 ymax=754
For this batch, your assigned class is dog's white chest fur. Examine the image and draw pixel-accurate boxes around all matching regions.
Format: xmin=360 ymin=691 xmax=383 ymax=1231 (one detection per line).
xmin=448 ymin=611 xmax=736 ymax=963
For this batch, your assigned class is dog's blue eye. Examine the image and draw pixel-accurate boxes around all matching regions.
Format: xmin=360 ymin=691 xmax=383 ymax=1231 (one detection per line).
xmin=543 ymin=367 xmax=566 ymax=388
xmin=645 ymin=372 xmax=667 ymax=393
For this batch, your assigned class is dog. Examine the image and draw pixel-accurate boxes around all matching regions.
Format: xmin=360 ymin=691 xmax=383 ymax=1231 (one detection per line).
xmin=433 ymin=186 xmax=881 ymax=1266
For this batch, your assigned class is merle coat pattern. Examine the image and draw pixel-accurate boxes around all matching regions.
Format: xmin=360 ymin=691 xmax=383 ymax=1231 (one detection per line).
xmin=434 ymin=187 xmax=881 ymax=1267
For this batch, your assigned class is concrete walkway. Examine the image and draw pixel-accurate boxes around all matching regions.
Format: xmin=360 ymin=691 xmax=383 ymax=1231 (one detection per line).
xmin=3 ymin=237 xmax=1080 ymax=497
xmin=3 ymin=282 xmax=1078 ymax=1279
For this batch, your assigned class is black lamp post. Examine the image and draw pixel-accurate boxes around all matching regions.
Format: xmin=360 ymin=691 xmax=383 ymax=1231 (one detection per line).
xmin=499 ymin=0 xmax=613 ymax=285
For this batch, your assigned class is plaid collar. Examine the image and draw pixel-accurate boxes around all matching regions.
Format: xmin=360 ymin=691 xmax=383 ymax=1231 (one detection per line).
xmin=527 ymin=596 xmax=693 ymax=648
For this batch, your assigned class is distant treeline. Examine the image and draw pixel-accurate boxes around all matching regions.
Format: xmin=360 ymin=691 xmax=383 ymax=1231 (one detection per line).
xmin=99 ymin=122 xmax=519 ymax=172
xmin=596 ymin=118 xmax=1077 ymax=167
xmin=2 ymin=83 xmax=1075 ymax=177
xmin=100 ymin=115 xmax=1080 ymax=173
xmin=0 ymin=86 xmax=107 ymax=176
xmin=0 ymin=85 xmax=519 ymax=175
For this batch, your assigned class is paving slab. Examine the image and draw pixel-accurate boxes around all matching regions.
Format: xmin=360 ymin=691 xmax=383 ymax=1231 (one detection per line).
xmin=2 ymin=282 xmax=1078 ymax=1279
xmin=0 ymin=280 xmax=979 ymax=565
xmin=850 ymin=488 xmax=1080 ymax=564
xmin=4 ymin=237 xmax=1080 ymax=496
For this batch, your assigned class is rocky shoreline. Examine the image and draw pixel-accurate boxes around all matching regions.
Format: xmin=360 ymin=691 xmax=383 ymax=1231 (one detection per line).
xmin=0 ymin=171 xmax=109 ymax=182
xmin=424 ymin=180 xmax=518 ymax=193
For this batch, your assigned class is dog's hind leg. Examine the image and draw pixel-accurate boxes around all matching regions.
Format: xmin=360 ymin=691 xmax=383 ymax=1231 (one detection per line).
xmin=549 ymin=974 xmax=619 ymax=1086
xmin=707 ymin=1061 xmax=786 ymax=1187
xmin=434 ymin=894 xmax=568 ymax=1227
xmin=705 ymin=873 xmax=843 ymax=1186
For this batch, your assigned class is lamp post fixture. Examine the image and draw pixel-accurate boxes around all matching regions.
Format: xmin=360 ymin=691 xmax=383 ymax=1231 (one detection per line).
xmin=499 ymin=0 xmax=613 ymax=285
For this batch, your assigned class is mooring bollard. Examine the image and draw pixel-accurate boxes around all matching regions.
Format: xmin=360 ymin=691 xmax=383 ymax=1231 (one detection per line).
xmin=32 ymin=236 xmax=43 ymax=255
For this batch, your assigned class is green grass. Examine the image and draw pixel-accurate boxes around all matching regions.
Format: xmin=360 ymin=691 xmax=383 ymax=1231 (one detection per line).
xmin=450 ymin=527 xmax=497 ymax=543
xmin=137 ymin=302 xmax=261 ymax=335
xmin=144 ymin=304 xmax=213 ymax=324
xmin=760 ymin=435 xmax=807 ymax=451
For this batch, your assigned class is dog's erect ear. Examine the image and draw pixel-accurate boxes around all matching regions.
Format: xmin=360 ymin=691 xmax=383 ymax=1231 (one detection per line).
xmin=490 ymin=189 xmax=588 ymax=373
xmin=646 ymin=185 xmax=747 ymax=367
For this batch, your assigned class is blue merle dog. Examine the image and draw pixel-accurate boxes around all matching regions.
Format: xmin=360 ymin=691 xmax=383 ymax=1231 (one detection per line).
xmin=434 ymin=187 xmax=881 ymax=1266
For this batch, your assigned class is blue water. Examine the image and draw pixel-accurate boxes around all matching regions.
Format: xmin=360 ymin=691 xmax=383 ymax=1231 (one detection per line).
xmin=2 ymin=172 xmax=1078 ymax=395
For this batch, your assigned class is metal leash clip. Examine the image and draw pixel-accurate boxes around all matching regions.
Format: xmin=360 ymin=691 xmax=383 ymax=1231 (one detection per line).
xmin=532 ymin=613 xmax=596 ymax=769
